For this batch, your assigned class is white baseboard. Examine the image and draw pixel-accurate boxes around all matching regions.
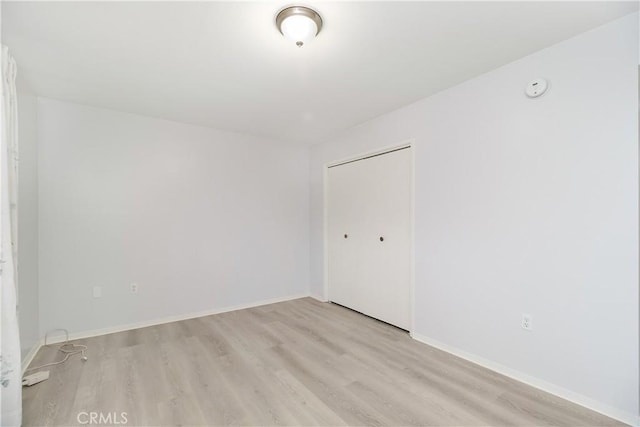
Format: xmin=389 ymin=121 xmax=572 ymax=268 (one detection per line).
xmin=21 ymin=341 xmax=43 ymax=375
xmin=44 ymin=293 xmax=310 ymax=345
xmin=309 ymin=293 xmax=328 ymax=302
xmin=410 ymin=333 xmax=639 ymax=426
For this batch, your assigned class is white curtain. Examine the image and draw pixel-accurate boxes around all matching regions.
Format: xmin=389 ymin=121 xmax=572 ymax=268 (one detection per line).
xmin=0 ymin=45 xmax=22 ymax=427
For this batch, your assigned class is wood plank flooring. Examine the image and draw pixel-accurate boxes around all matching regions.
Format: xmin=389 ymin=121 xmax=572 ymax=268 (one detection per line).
xmin=23 ymin=297 xmax=624 ymax=426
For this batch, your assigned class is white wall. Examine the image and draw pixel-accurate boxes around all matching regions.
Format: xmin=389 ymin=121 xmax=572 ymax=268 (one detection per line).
xmin=310 ymin=13 xmax=638 ymax=421
xmin=38 ymin=98 xmax=309 ymax=336
xmin=17 ymin=93 xmax=39 ymax=359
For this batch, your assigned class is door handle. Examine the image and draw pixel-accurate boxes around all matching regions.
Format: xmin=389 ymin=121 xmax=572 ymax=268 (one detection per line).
xmin=379 ymin=236 xmax=384 ymax=242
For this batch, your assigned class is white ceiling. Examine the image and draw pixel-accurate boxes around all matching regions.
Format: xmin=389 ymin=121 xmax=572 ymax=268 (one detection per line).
xmin=2 ymin=1 xmax=637 ymax=145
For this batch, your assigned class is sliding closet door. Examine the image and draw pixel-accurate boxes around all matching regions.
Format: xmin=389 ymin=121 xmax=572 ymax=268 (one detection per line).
xmin=327 ymin=147 xmax=412 ymax=330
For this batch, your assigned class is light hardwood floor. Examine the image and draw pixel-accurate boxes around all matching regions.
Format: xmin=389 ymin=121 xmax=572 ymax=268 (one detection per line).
xmin=23 ymin=297 xmax=624 ymax=426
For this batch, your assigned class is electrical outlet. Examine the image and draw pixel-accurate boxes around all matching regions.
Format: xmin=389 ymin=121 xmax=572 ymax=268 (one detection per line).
xmin=130 ymin=283 xmax=139 ymax=295
xmin=522 ymin=313 xmax=532 ymax=331
xmin=93 ymin=286 xmax=102 ymax=298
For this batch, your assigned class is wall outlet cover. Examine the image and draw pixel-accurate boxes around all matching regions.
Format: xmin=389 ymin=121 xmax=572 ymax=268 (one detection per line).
xmin=522 ymin=313 xmax=533 ymax=331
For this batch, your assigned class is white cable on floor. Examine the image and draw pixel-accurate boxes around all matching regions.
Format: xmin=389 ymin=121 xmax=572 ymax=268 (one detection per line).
xmin=24 ymin=329 xmax=88 ymax=374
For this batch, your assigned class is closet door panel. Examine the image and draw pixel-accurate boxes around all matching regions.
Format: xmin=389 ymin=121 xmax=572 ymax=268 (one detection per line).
xmin=327 ymin=158 xmax=369 ymax=314
xmin=360 ymin=149 xmax=412 ymax=329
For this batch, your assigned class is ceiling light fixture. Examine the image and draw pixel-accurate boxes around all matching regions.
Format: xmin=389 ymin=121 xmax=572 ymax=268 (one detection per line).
xmin=276 ymin=6 xmax=323 ymax=47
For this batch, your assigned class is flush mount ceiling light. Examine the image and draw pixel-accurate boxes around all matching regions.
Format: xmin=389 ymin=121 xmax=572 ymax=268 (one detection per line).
xmin=276 ymin=6 xmax=323 ymax=47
